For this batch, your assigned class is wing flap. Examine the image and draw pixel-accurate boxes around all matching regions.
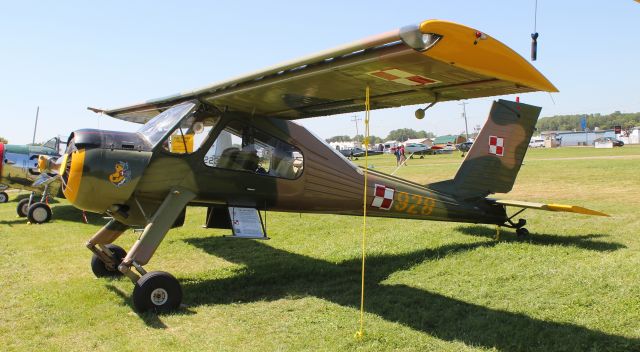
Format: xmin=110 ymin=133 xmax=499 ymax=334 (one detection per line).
xmin=493 ymin=199 xmax=610 ymax=217
xmin=93 ymin=20 xmax=557 ymax=124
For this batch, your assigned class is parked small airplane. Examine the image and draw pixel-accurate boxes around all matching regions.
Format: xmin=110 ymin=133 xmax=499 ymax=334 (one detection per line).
xmin=0 ymin=137 xmax=62 ymax=223
xmin=59 ymin=20 xmax=607 ymax=312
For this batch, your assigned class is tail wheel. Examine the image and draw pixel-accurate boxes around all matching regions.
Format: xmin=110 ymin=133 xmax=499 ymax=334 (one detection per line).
xmin=17 ymin=199 xmax=30 ymax=217
xmin=133 ymin=271 xmax=182 ymax=313
xmin=516 ymin=227 xmax=529 ymax=237
xmin=27 ymin=202 xmax=52 ymax=224
xmin=0 ymin=191 xmax=8 ymax=203
xmin=91 ymin=244 xmax=127 ymax=278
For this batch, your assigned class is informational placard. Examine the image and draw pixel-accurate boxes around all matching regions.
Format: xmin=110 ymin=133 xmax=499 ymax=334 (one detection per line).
xmin=228 ymin=207 xmax=265 ymax=238
xmin=170 ymin=134 xmax=194 ymax=154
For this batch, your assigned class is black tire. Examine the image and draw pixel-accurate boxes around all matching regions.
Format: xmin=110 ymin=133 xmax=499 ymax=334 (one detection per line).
xmin=0 ymin=191 xmax=8 ymax=203
xmin=516 ymin=227 xmax=529 ymax=237
xmin=17 ymin=198 xmax=30 ymax=217
xmin=27 ymin=202 xmax=51 ymax=224
xmin=419 ymin=155 xmax=424 ymax=159
xmin=132 ymin=271 xmax=182 ymax=313
xmin=91 ymin=244 xmax=127 ymax=278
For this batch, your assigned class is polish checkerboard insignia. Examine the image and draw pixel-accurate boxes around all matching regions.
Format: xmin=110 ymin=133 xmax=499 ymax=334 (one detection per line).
xmin=371 ymin=184 xmax=395 ymax=210
xmin=489 ymin=136 xmax=504 ymax=156
xmin=368 ymin=68 xmax=439 ymax=86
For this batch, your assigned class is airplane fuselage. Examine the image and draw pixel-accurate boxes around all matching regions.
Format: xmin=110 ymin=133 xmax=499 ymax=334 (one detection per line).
xmin=61 ymin=108 xmax=507 ymax=228
xmin=0 ymin=143 xmax=60 ymax=194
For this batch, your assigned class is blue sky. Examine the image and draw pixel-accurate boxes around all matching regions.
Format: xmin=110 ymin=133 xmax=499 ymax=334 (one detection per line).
xmin=1 ymin=1 xmax=638 ymax=144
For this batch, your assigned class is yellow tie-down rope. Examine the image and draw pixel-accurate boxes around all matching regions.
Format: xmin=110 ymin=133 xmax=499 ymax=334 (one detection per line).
xmin=355 ymin=86 xmax=371 ymax=340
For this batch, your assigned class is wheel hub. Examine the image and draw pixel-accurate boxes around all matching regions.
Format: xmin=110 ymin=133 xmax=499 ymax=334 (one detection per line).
xmin=150 ymin=288 xmax=168 ymax=306
xmin=32 ymin=207 xmax=48 ymax=223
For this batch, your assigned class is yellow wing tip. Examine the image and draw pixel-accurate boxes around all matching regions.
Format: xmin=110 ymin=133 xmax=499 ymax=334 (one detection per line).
xmin=546 ymin=204 xmax=610 ymax=217
xmin=418 ymin=19 xmax=558 ymax=93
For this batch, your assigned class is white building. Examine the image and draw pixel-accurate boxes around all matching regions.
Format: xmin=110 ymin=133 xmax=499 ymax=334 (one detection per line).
xmin=328 ymin=141 xmax=361 ymax=150
xmin=619 ymin=127 xmax=640 ymax=145
xmin=404 ymin=138 xmax=434 ymax=147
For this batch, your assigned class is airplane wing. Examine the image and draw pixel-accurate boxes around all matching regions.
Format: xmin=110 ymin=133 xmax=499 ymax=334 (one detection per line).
xmin=90 ymin=20 xmax=558 ymax=124
xmin=491 ymin=199 xmax=610 ymax=217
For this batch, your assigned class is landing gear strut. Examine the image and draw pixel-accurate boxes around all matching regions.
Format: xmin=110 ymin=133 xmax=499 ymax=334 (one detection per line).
xmin=87 ymin=187 xmax=195 ymax=313
xmin=18 ymin=188 xmax=52 ymax=224
xmin=506 ymin=207 xmax=529 ymax=237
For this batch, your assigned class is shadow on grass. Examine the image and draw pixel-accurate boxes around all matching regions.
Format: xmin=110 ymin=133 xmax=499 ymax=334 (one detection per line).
xmin=7 ymin=192 xmax=60 ymax=204
xmin=51 ymin=205 xmax=105 ymax=224
xmin=0 ymin=218 xmax=25 ymax=226
xmin=456 ymin=225 xmax=626 ymax=252
xmin=180 ymin=236 xmax=638 ymax=351
xmin=104 ymin=284 xmax=169 ymax=329
xmin=0 ymin=205 xmax=105 ymax=227
xmin=104 ymin=282 xmax=197 ymax=329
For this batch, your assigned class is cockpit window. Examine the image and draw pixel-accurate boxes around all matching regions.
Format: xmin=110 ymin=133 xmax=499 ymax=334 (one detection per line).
xmin=204 ymin=120 xmax=303 ymax=179
xmin=162 ymin=115 xmax=220 ymax=154
xmin=42 ymin=137 xmax=58 ymax=151
xmin=137 ymin=101 xmax=197 ymax=148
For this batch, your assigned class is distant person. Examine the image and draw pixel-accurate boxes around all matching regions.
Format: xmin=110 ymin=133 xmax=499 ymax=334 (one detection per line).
xmin=393 ymin=146 xmax=401 ymax=165
xmin=399 ymin=144 xmax=407 ymax=166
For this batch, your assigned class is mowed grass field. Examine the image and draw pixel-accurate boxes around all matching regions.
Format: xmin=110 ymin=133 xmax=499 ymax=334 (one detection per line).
xmin=1 ymin=146 xmax=639 ymax=351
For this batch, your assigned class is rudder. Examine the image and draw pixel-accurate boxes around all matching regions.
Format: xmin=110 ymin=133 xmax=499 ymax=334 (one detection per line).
xmin=431 ymin=99 xmax=541 ymax=200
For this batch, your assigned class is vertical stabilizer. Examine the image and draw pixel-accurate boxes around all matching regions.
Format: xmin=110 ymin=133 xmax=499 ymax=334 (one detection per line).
xmin=430 ymin=99 xmax=541 ymax=200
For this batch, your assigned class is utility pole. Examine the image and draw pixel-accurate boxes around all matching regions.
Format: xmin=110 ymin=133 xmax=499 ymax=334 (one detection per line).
xmin=350 ymin=115 xmax=362 ymax=147
xmin=32 ymin=106 xmax=40 ymax=144
xmin=459 ymin=102 xmax=469 ymax=141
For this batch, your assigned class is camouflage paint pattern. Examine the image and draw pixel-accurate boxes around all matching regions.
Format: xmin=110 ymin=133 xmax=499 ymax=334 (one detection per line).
xmin=61 ymin=100 xmax=536 ymax=228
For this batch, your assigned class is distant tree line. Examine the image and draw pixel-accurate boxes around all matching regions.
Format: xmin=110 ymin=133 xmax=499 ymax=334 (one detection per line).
xmin=536 ymin=111 xmax=640 ymax=132
xmin=326 ymin=128 xmax=436 ymax=144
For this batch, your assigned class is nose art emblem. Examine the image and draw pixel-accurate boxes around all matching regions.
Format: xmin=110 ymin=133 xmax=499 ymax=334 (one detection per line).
xmin=109 ymin=161 xmax=131 ymax=187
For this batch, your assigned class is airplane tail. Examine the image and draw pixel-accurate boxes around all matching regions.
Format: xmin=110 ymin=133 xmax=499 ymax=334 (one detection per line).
xmin=430 ymin=99 xmax=541 ymax=200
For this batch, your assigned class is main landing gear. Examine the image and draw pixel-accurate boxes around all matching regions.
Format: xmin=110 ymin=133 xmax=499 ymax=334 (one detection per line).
xmin=17 ymin=187 xmax=52 ymax=224
xmin=86 ymin=188 xmax=195 ymax=312
xmin=0 ymin=191 xmax=8 ymax=203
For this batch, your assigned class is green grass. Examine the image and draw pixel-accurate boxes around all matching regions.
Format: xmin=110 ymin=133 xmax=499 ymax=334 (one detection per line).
xmin=1 ymin=146 xmax=639 ymax=351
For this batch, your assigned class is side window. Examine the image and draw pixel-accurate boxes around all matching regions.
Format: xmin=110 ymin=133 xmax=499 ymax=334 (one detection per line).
xmin=204 ymin=120 xmax=303 ymax=179
xmin=163 ymin=115 xmax=220 ymax=154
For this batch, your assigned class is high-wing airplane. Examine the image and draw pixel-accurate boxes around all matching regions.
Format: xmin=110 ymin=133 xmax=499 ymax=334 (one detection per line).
xmin=58 ymin=20 xmax=606 ymax=312
xmin=0 ymin=137 xmax=62 ymax=223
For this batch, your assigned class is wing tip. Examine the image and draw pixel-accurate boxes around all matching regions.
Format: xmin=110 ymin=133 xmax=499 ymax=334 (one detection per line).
xmin=87 ymin=107 xmax=105 ymax=114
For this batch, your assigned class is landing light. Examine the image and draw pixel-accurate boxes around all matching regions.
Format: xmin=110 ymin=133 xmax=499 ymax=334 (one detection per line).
xmin=421 ymin=33 xmax=442 ymax=50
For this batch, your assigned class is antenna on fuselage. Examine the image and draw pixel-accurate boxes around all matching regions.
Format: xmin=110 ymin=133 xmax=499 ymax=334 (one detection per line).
xmin=32 ymin=106 xmax=40 ymax=144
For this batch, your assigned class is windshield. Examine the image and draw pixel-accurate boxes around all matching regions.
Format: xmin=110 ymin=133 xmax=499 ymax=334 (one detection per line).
xmin=42 ymin=137 xmax=58 ymax=150
xmin=137 ymin=101 xmax=197 ymax=147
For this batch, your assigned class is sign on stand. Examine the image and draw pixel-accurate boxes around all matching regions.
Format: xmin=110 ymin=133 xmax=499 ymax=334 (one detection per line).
xmin=227 ymin=207 xmax=268 ymax=239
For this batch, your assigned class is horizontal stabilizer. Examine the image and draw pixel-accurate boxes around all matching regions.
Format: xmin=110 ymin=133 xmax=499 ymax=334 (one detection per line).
xmin=492 ymin=199 xmax=609 ymax=217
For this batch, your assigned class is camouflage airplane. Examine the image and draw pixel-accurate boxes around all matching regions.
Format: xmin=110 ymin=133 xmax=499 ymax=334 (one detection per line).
xmin=0 ymin=137 xmax=62 ymax=223
xmin=58 ymin=20 xmax=607 ymax=312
